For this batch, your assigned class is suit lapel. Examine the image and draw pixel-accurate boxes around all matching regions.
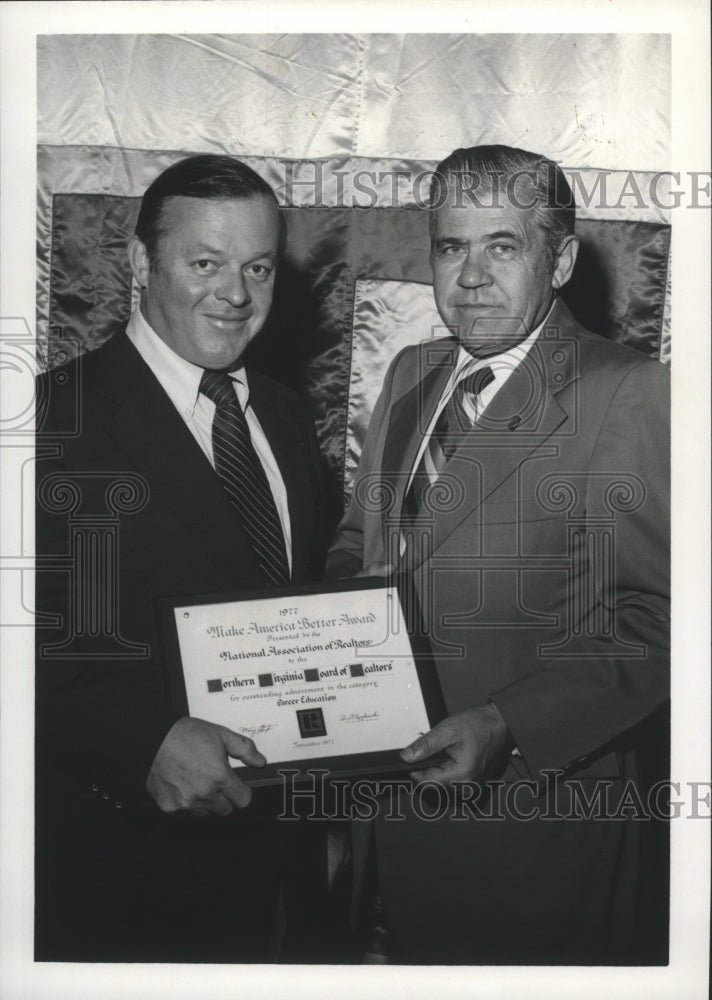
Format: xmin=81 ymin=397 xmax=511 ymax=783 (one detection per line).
xmin=90 ymin=333 xmax=264 ymax=581
xmin=381 ymin=341 xmax=457 ymax=553
xmin=398 ymin=301 xmax=581 ymax=569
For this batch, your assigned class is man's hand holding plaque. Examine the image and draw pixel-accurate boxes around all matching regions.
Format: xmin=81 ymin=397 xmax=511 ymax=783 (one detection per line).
xmin=146 ymin=717 xmax=266 ymax=815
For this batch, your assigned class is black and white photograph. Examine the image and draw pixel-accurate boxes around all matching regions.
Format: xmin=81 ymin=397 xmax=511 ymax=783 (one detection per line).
xmin=0 ymin=2 xmax=709 ymax=998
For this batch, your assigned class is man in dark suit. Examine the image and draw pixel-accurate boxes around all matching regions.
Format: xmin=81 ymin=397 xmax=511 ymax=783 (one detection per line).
xmin=327 ymin=145 xmax=670 ymax=964
xmin=35 ymin=155 xmax=331 ymax=962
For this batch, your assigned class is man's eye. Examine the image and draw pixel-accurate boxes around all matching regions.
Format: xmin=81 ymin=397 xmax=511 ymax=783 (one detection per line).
xmin=245 ymin=263 xmax=273 ymax=280
xmin=193 ymin=259 xmax=217 ymax=273
xmin=490 ymin=244 xmax=515 ymax=257
xmin=437 ymin=243 xmax=466 ymax=257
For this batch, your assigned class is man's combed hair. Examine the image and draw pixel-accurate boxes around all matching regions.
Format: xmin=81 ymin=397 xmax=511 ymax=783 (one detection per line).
xmin=430 ymin=144 xmax=576 ymax=266
xmin=135 ymin=154 xmax=280 ymax=266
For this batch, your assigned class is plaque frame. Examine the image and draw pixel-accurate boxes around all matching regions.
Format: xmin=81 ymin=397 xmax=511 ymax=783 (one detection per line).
xmin=157 ymin=575 xmax=447 ymax=786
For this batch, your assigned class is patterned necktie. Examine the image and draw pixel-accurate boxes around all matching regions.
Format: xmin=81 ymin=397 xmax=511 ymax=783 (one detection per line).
xmin=200 ymin=369 xmax=290 ymax=586
xmin=435 ymin=365 xmax=496 ymax=460
xmin=404 ymin=364 xmax=495 ymax=520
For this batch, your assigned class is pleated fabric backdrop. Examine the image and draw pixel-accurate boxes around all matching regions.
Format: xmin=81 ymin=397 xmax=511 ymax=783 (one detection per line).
xmin=37 ymin=33 xmax=671 ymax=501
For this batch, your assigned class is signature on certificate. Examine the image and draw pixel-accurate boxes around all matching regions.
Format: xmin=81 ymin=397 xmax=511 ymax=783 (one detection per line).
xmin=339 ymin=711 xmax=380 ymax=723
xmin=240 ymin=723 xmax=277 ymax=737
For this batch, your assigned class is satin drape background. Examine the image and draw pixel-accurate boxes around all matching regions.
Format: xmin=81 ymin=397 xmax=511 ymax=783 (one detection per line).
xmin=37 ymin=33 xmax=671 ymax=501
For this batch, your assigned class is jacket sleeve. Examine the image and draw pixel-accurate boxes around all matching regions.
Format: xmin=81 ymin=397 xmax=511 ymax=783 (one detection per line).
xmin=491 ymin=359 xmax=670 ymax=777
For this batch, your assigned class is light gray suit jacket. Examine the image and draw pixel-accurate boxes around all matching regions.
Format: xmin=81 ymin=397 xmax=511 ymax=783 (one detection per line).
xmin=327 ymin=298 xmax=669 ymax=962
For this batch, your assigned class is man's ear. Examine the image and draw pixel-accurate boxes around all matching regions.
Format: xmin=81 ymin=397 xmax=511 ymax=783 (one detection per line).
xmin=551 ymin=235 xmax=579 ymax=291
xmin=127 ymin=236 xmax=150 ymax=289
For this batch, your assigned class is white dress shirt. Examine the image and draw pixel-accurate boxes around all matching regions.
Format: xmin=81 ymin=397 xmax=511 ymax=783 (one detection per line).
xmin=126 ymin=307 xmax=292 ymax=571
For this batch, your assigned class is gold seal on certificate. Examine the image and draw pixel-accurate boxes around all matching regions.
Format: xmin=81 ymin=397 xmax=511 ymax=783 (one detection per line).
xmin=159 ymin=578 xmax=445 ymax=784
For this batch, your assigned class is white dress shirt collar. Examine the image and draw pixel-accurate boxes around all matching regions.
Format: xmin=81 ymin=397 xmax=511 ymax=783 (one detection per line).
xmin=126 ymin=306 xmax=250 ymax=417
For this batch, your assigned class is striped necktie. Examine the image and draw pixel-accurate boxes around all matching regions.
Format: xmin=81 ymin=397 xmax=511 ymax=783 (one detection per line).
xmin=200 ymin=369 xmax=290 ymax=586
xmin=404 ymin=364 xmax=494 ymax=520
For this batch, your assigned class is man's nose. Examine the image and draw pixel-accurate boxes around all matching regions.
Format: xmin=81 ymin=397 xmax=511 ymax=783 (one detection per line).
xmin=215 ymin=268 xmax=251 ymax=307
xmin=457 ymin=252 xmax=491 ymax=288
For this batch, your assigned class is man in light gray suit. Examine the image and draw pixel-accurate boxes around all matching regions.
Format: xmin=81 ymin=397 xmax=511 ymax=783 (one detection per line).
xmin=327 ymin=144 xmax=669 ymax=964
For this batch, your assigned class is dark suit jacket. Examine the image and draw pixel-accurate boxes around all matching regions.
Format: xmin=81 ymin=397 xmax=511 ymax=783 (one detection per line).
xmin=327 ymin=298 xmax=670 ymax=963
xmin=35 ymin=331 xmax=330 ymax=962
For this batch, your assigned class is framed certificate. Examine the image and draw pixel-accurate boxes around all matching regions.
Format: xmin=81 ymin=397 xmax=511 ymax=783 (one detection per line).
xmin=157 ymin=577 xmax=446 ymax=785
